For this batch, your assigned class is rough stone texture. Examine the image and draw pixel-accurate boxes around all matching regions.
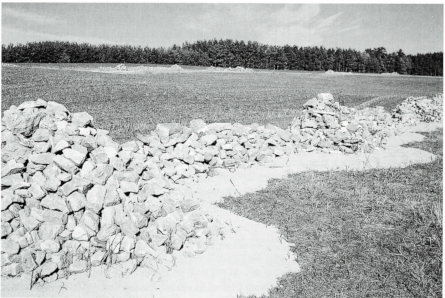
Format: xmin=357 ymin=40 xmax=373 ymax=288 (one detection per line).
xmin=1 ymin=95 xmax=441 ymax=285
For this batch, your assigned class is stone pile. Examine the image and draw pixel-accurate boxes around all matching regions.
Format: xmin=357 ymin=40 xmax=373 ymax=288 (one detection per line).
xmin=392 ymin=94 xmax=443 ymax=124
xmin=289 ymin=93 xmax=405 ymax=154
xmin=1 ymin=99 xmax=227 ymax=285
xmin=1 ymin=92 xmax=442 ymax=286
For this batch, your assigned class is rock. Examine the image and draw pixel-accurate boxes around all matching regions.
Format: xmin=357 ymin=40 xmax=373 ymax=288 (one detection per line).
xmin=52 ymin=140 xmax=70 ymax=153
xmin=156 ymin=217 xmax=177 ymax=235
xmin=40 ymin=239 xmax=61 ymax=253
xmin=71 ymin=112 xmax=94 ymax=127
xmin=97 ymin=224 xmax=119 ymax=242
xmin=2 ymin=160 xmax=25 ymax=177
xmin=53 ymin=155 xmax=79 ymax=175
xmin=90 ymin=164 xmax=113 ymax=185
xmin=104 ymin=186 xmax=121 ymax=207
xmin=1 ymin=222 xmax=13 ymax=237
xmin=316 ymin=93 xmax=334 ymax=103
xmin=17 ymin=99 xmax=47 ymax=110
xmin=80 ymin=135 xmax=97 ymax=152
xmin=21 ymin=250 xmax=38 ymax=273
xmin=119 ymin=181 xmax=138 ymax=193
xmin=193 ymin=241 xmax=207 ymax=254
xmin=110 ymin=156 xmax=126 ymax=171
xmin=66 ymin=191 xmax=86 ymax=212
xmin=72 ymin=224 xmax=94 ymax=241
xmin=200 ymin=134 xmax=217 ymax=145
xmin=32 ymin=128 xmax=51 ymax=142
xmin=134 ymin=240 xmax=158 ymax=258
xmin=44 ymin=176 xmax=61 ymax=192
xmin=120 ymin=236 xmax=135 ymax=252
xmin=3 ymin=110 xmax=46 ymax=137
xmin=69 ymin=260 xmax=88 ymax=274
xmin=63 ymin=148 xmax=87 ymax=166
xmin=119 ymin=217 xmax=139 ymax=237
xmin=86 ymin=184 xmax=107 ymax=214
xmin=2 ymin=141 xmax=32 ymax=164
xmin=40 ymin=194 xmax=70 ymax=213
xmin=20 ymin=216 xmax=40 ymax=232
xmin=81 ymin=210 xmax=100 ymax=232
xmin=91 ymin=250 xmax=106 ymax=266
xmin=2 ymin=263 xmax=23 ymax=276
xmin=90 ymin=147 xmax=109 ymax=164
xmin=59 ymin=175 xmax=93 ymax=196
xmin=38 ymin=261 xmax=58 ymax=277
xmin=189 ymin=119 xmax=207 ymax=133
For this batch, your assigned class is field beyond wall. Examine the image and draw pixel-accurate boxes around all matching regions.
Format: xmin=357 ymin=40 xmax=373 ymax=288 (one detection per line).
xmin=2 ymin=63 xmax=443 ymax=142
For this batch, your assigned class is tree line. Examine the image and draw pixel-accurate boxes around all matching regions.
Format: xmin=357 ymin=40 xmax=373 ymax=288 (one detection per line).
xmin=2 ymin=39 xmax=443 ymax=76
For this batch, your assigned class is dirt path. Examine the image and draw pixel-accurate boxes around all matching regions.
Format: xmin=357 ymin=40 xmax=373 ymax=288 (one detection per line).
xmin=2 ymin=122 xmax=442 ymax=298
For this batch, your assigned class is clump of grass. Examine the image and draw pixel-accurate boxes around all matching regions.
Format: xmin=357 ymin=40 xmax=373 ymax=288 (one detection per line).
xmin=219 ymin=129 xmax=442 ymax=298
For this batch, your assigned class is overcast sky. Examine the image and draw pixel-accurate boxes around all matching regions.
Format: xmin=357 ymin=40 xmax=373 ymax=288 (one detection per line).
xmin=2 ymin=3 xmax=443 ymax=55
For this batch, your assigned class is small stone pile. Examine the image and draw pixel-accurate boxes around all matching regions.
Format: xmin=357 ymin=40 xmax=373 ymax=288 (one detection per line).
xmin=1 ymin=100 xmax=227 ymax=285
xmin=289 ymin=93 xmax=402 ymax=154
xmin=392 ymin=94 xmax=443 ymax=124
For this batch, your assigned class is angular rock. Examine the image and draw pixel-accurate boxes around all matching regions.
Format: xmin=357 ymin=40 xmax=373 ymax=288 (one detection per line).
xmin=90 ymin=164 xmax=113 ymax=185
xmin=53 ymin=155 xmax=79 ymax=175
xmin=134 ymin=240 xmax=158 ymax=258
xmin=66 ymin=191 xmax=86 ymax=212
xmin=38 ymin=222 xmax=64 ymax=241
xmin=40 ymin=239 xmax=61 ymax=253
xmin=63 ymin=148 xmax=87 ymax=167
xmin=86 ymin=184 xmax=106 ymax=214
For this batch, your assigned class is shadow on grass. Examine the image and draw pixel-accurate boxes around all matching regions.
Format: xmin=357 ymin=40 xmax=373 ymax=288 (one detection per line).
xmin=219 ymin=128 xmax=443 ymax=298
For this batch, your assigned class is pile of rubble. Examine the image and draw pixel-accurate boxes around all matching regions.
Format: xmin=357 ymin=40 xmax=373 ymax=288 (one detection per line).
xmin=1 ymin=100 xmax=227 ymax=285
xmin=392 ymin=94 xmax=443 ymax=124
xmin=1 ymin=92 xmax=442 ymax=286
xmin=206 ymin=66 xmax=254 ymax=73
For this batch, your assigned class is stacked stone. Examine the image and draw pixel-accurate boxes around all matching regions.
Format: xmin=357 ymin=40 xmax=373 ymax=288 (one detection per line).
xmin=392 ymin=94 xmax=443 ymax=124
xmin=1 ymin=99 xmax=225 ymax=284
xmin=289 ymin=93 xmax=399 ymax=154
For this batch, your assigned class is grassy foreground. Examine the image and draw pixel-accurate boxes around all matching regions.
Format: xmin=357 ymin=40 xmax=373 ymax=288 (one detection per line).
xmin=219 ymin=128 xmax=443 ymax=298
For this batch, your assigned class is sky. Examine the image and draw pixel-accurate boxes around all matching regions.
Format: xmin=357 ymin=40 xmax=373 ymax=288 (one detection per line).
xmin=2 ymin=3 xmax=443 ymax=55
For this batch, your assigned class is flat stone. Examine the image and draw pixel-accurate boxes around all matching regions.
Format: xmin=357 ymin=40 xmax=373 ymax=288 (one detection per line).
xmin=33 ymin=141 xmax=51 ymax=154
xmin=20 ymin=216 xmax=41 ymax=232
xmin=72 ymin=224 xmax=94 ymax=241
xmin=81 ymin=210 xmax=100 ymax=232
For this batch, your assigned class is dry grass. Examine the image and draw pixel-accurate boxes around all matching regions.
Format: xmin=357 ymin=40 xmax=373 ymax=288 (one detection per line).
xmin=220 ymin=129 xmax=443 ymax=298
xmin=2 ymin=64 xmax=442 ymax=143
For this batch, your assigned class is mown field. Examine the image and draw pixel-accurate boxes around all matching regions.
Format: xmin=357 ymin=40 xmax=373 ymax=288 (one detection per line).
xmin=2 ymin=64 xmax=442 ymax=143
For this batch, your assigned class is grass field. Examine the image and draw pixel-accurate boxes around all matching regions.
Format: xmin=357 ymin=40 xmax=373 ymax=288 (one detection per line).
xmin=2 ymin=64 xmax=442 ymax=142
xmin=219 ymin=128 xmax=443 ymax=298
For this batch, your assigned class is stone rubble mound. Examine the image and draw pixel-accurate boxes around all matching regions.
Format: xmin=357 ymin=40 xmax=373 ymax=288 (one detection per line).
xmin=1 ymin=93 xmax=442 ymax=286
xmin=1 ymin=100 xmax=228 ymax=285
xmin=392 ymin=94 xmax=443 ymax=124
xmin=206 ymin=66 xmax=254 ymax=73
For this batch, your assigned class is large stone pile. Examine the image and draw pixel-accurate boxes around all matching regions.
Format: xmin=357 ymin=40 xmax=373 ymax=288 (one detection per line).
xmin=2 ymin=92 xmax=443 ymax=286
xmin=392 ymin=94 xmax=443 ymax=124
xmin=1 ymin=100 xmax=226 ymax=285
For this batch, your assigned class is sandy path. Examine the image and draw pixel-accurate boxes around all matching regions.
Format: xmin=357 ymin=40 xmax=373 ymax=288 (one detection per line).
xmin=2 ymin=122 xmax=442 ymax=298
